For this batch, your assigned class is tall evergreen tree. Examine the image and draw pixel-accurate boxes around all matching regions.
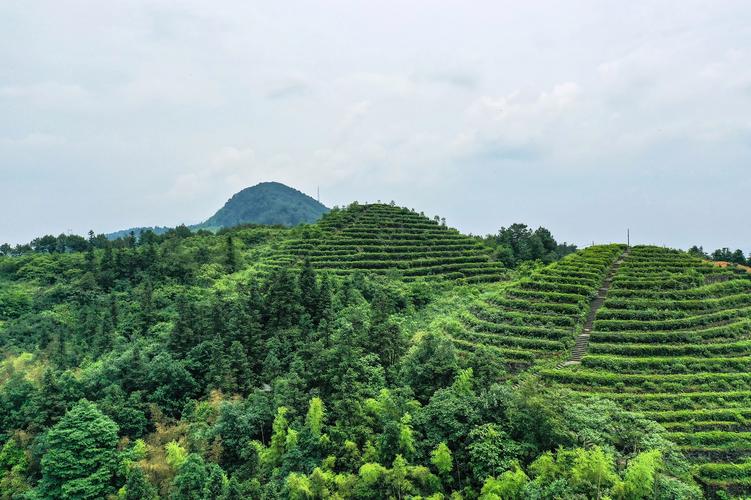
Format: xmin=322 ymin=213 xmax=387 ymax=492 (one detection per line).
xmin=39 ymin=400 xmax=120 ymax=500
xmin=138 ymin=278 xmax=154 ymax=337
xmin=225 ymin=235 xmax=238 ymax=273
xmin=169 ymin=294 xmax=199 ymax=357
xmin=205 ymin=334 xmax=233 ymax=393
xmin=99 ymin=244 xmax=115 ymax=290
xmin=315 ymin=274 xmax=334 ymax=325
xmin=299 ymin=258 xmax=318 ymax=320
xmin=228 ymin=340 xmax=254 ymax=393
xmin=264 ymin=267 xmax=302 ymax=330
xmin=211 ymin=292 xmax=228 ymax=340
xmin=95 ymin=306 xmax=115 ymax=356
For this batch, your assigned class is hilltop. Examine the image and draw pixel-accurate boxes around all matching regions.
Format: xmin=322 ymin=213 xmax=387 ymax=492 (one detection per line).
xmin=261 ymin=202 xmax=506 ymax=283
xmin=106 ymin=182 xmax=328 ymax=239
xmin=197 ymin=181 xmax=328 ymax=229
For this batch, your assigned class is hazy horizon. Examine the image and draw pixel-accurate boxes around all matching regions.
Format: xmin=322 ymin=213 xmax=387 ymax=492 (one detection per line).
xmin=2 ymin=1 xmax=750 ymax=252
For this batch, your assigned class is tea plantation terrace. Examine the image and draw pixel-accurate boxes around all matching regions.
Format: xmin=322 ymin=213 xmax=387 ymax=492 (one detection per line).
xmin=451 ymin=244 xmax=626 ymax=369
xmin=262 ymin=203 xmax=507 ymax=283
xmin=542 ymin=245 xmax=751 ymax=493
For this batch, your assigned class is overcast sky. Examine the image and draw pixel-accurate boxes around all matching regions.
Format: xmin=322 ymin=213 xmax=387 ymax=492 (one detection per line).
xmin=1 ymin=1 xmax=750 ymax=250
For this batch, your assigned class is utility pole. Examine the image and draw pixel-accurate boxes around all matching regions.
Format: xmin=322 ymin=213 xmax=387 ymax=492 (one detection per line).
xmin=627 ymin=228 xmax=630 ymax=247
xmin=317 ymin=186 xmax=320 ymax=203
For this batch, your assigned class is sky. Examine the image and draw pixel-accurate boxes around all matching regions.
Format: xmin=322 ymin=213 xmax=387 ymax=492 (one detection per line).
xmin=1 ymin=1 xmax=750 ymax=250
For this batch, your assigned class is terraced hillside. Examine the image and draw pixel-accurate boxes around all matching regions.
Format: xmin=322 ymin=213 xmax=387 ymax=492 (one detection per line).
xmin=450 ymin=244 xmax=625 ymax=369
xmin=542 ymin=246 xmax=751 ymax=493
xmin=265 ymin=203 xmax=507 ymax=283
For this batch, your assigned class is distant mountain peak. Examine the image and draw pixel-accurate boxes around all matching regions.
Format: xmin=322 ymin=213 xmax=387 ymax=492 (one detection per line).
xmin=198 ymin=182 xmax=328 ymax=229
xmin=106 ymin=181 xmax=328 ymax=239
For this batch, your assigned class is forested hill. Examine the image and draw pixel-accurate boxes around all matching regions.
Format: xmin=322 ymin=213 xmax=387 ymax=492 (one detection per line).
xmin=0 ymin=206 xmax=723 ymax=498
xmin=106 ymin=182 xmax=328 ymax=239
xmin=198 ymin=182 xmax=328 ymax=229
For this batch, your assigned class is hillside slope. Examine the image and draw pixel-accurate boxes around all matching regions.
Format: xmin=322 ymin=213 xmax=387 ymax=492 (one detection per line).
xmin=542 ymin=246 xmax=751 ymax=493
xmin=450 ymin=244 xmax=625 ymax=369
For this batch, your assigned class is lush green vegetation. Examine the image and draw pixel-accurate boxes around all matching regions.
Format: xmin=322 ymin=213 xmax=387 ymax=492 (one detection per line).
xmin=453 ymin=245 xmax=624 ymax=369
xmin=268 ymin=203 xmax=508 ymax=284
xmin=1 ymin=204 xmax=744 ymax=498
xmin=543 ymin=246 xmax=751 ymax=496
xmin=689 ymin=246 xmax=751 ymax=267
xmin=482 ymin=223 xmax=577 ymax=268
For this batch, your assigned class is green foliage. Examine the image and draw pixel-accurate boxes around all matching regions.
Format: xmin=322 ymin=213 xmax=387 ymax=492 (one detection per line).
xmin=570 ymin=446 xmax=618 ymax=499
xmin=165 ymin=441 xmax=188 ymax=470
xmin=305 ymin=397 xmax=325 ymax=438
xmin=285 ymin=472 xmax=313 ymax=499
xmin=400 ymin=330 xmax=459 ymax=402
xmin=479 ymin=465 xmax=529 ymax=500
xmin=484 ymin=223 xmax=576 ymax=267
xmin=430 ymin=442 xmax=453 ymax=477
xmin=123 ymin=466 xmax=158 ymax=500
xmin=467 ymin=423 xmax=522 ymax=484
xmin=265 ymin=406 xmax=290 ymax=468
xmin=171 ymin=454 xmax=209 ymax=500
xmin=619 ymin=449 xmax=662 ymax=499
xmin=39 ymin=400 xmax=120 ymax=500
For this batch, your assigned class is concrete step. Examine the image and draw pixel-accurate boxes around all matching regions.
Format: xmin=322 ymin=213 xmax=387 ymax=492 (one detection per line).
xmin=558 ymin=249 xmax=627 ymax=367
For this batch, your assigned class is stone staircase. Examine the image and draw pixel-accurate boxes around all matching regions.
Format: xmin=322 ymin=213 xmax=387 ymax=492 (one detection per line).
xmin=557 ymin=248 xmax=630 ymax=368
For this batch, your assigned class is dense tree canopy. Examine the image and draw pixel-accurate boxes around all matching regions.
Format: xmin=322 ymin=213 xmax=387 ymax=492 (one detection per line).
xmin=483 ymin=223 xmax=577 ymax=267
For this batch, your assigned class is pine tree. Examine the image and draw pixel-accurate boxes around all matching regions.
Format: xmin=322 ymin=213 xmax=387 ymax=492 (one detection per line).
xmin=225 ymin=235 xmax=238 ymax=273
xmin=169 ymin=294 xmax=198 ymax=357
xmin=38 ymin=368 xmax=67 ymax=427
xmin=141 ymin=242 xmax=158 ymax=276
xmin=138 ymin=278 xmax=154 ymax=337
xmin=77 ymin=305 xmax=98 ymax=355
xmin=264 ymin=267 xmax=302 ymax=329
xmin=84 ymin=243 xmax=96 ymax=274
xmin=206 ymin=334 xmax=232 ymax=393
xmin=299 ymin=258 xmax=318 ymax=320
xmin=211 ymin=293 xmax=227 ymax=340
xmin=228 ymin=340 xmax=254 ymax=393
xmin=315 ymin=274 xmax=334 ymax=325
xmin=114 ymin=247 xmax=126 ymax=281
xmin=40 ymin=400 xmax=120 ymax=499
xmin=95 ymin=306 xmax=115 ymax=356
xmin=109 ymin=293 xmax=119 ymax=329
xmin=239 ymin=279 xmax=265 ymax=363
xmin=99 ymin=244 xmax=115 ymax=290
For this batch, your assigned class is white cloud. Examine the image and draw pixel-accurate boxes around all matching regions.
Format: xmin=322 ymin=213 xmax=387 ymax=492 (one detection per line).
xmin=0 ymin=133 xmax=66 ymax=148
xmin=0 ymin=82 xmax=90 ymax=109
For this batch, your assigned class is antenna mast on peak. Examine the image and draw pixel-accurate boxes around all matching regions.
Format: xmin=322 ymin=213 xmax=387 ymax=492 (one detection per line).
xmin=317 ymin=186 xmax=320 ymax=203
